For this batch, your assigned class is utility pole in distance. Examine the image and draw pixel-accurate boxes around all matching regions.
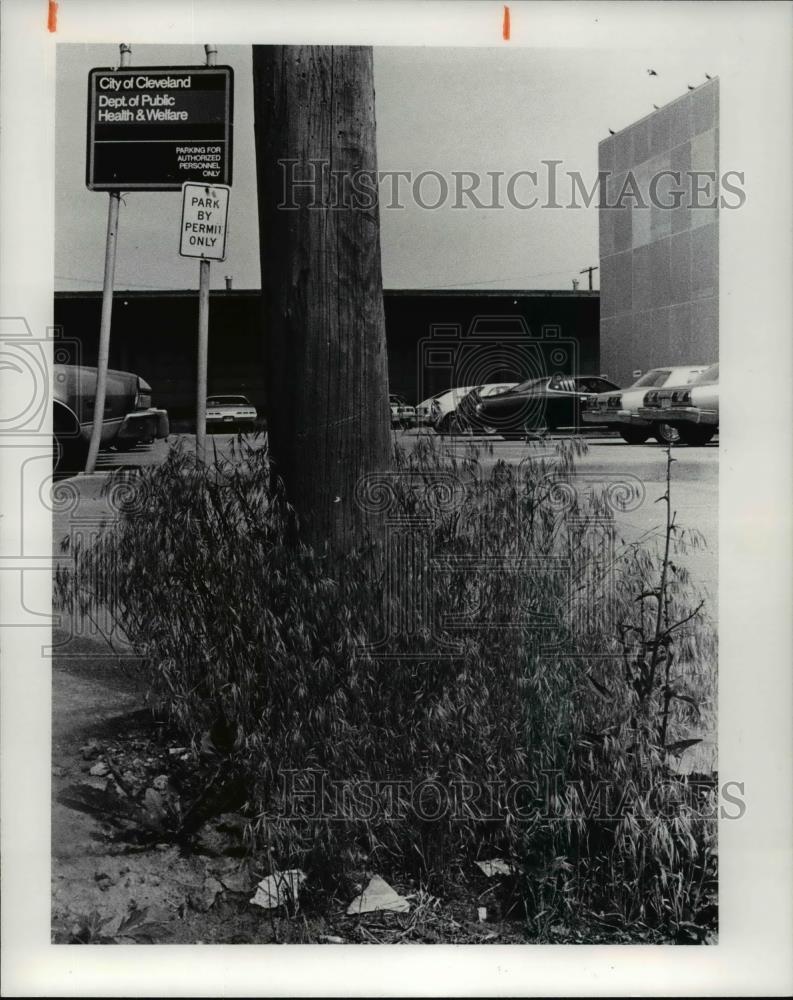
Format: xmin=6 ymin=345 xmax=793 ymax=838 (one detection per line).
xmin=580 ymin=265 xmax=599 ymax=291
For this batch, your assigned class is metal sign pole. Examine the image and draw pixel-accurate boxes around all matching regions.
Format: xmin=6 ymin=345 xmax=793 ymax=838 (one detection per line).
xmin=195 ymin=44 xmax=217 ymax=465
xmin=196 ymin=256 xmax=210 ymax=463
xmin=84 ymin=43 xmax=131 ymax=474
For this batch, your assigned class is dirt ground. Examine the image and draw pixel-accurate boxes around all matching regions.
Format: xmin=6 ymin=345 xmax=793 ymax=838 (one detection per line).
xmin=52 ymin=639 xmax=710 ymax=946
xmin=51 ymin=639 xmax=545 ymax=945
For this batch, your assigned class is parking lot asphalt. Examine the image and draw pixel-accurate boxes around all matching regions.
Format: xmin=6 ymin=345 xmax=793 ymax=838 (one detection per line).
xmin=55 ymin=428 xmax=717 ymax=617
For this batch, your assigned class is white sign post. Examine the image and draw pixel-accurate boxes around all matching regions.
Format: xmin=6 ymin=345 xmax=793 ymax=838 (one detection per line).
xmin=179 ymin=180 xmax=230 ymax=463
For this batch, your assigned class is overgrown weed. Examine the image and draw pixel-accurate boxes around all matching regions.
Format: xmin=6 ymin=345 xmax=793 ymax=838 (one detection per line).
xmin=56 ymin=434 xmax=716 ymax=940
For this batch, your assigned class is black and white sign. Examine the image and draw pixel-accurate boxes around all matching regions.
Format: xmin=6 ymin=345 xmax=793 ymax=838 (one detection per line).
xmin=179 ymin=182 xmax=230 ymax=260
xmin=86 ymin=66 xmax=233 ymax=190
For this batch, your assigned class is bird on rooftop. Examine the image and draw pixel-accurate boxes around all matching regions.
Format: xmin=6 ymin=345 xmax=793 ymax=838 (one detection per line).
xmin=653 ymin=104 xmax=659 ymax=110
xmin=705 ymin=73 xmax=712 ymax=80
xmin=608 ymin=129 xmax=615 ymax=135
xmin=687 ymin=84 xmax=695 ymax=90
xmin=647 ymin=69 xmax=658 ymax=76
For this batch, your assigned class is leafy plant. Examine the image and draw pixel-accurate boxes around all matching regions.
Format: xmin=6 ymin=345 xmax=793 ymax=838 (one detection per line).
xmin=55 ymin=434 xmax=716 ymax=940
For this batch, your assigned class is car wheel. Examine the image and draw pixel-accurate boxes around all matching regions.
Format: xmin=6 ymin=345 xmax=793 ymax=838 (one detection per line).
xmin=678 ymin=425 xmax=716 ymax=447
xmin=619 ymin=427 xmax=651 ymax=445
xmin=53 ymin=434 xmax=87 ymax=477
xmin=450 ymin=415 xmax=475 ymax=436
xmin=654 ymin=421 xmax=680 ymax=445
xmin=525 ymin=419 xmax=551 ymax=439
xmin=436 ymin=413 xmax=455 ymax=436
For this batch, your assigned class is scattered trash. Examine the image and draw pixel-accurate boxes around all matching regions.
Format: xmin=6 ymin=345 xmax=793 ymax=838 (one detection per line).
xmin=475 ymin=858 xmax=516 ymax=878
xmin=346 ymin=875 xmax=410 ymax=915
xmin=249 ymin=869 xmax=307 ymax=910
xmin=168 ymin=747 xmax=188 ymax=756
xmin=89 ymin=761 xmax=109 ymax=777
xmin=318 ymin=934 xmax=345 ymax=944
xmin=477 ymin=906 xmax=487 ymax=922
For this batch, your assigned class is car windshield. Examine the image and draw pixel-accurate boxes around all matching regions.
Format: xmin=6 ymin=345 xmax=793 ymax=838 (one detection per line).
xmin=670 ymin=368 xmax=708 ymax=385
xmin=207 ymin=396 xmax=251 ymax=406
xmin=480 ymin=383 xmax=515 ymax=397
xmin=575 ymin=377 xmax=619 ymax=393
xmin=694 ymin=363 xmax=719 ymax=384
xmin=632 ymin=370 xmax=670 ymax=388
xmin=511 ymin=378 xmax=547 ymax=393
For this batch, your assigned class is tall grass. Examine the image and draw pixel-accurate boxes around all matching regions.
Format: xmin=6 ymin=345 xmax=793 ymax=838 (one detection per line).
xmin=56 ymin=435 xmax=716 ymax=938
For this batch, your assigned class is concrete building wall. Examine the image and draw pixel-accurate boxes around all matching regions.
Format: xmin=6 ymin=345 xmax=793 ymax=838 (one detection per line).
xmin=598 ymin=79 xmax=718 ymax=386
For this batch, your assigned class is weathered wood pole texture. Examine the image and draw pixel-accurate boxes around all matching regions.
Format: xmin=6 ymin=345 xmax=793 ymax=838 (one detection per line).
xmin=252 ymin=46 xmax=392 ymax=552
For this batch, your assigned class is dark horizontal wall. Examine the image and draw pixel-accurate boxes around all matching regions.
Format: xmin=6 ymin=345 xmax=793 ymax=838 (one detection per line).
xmin=385 ymin=291 xmax=600 ymax=403
xmin=54 ymin=288 xmax=600 ymax=419
xmin=54 ymin=291 xmax=268 ymax=425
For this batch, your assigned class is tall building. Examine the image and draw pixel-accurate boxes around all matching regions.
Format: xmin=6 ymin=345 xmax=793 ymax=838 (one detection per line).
xmin=598 ymin=79 xmax=719 ymax=386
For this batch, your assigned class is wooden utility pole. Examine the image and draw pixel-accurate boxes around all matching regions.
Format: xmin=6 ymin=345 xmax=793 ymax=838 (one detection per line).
xmin=579 ymin=264 xmax=599 ymax=290
xmin=252 ymin=46 xmax=392 ymax=552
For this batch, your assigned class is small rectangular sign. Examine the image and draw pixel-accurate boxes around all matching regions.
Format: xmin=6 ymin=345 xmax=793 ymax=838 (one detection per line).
xmin=86 ymin=66 xmax=233 ymax=191
xmin=179 ymin=182 xmax=230 ymax=261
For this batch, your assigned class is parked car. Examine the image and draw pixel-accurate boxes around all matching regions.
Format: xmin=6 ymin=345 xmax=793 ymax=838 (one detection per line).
xmin=467 ymin=374 xmax=620 ymax=438
xmin=435 ymin=382 xmax=519 ymax=435
xmin=415 ymin=386 xmax=479 ymax=429
xmin=206 ymin=394 xmax=258 ymax=433
xmin=389 ymin=394 xmax=417 ymax=429
xmin=637 ymin=363 xmax=718 ymax=446
xmin=53 ymin=363 xmax=169 ymax=474
xmin=581 ymin=365 xmax=709 ymax=444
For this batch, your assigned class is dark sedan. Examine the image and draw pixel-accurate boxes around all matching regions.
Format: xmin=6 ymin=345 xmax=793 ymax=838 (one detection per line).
xmin=53 ymin=364 xmax=169 ymax=474
xmin=467 ymin=374 xmax=620 ymax=438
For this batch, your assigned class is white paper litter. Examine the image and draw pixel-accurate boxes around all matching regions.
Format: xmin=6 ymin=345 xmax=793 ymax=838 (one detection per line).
xmin=346 ymin=875 xmax=410 ymax=915
xmin=475 ymin=858 xmax=516 ymax=877
xmin=249 ymin=869 xmax=306 ymax=909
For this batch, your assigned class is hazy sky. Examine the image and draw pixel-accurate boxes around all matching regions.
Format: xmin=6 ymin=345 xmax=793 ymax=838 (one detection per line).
xmin=56 ymin=42 xmax=730 ymax=293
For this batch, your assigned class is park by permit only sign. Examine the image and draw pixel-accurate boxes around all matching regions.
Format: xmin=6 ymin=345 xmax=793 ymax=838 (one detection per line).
xmin=179 ymin=183 xmax=230 ymax=260
xmin=86 ymin=66 xmax=233 ymax=190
